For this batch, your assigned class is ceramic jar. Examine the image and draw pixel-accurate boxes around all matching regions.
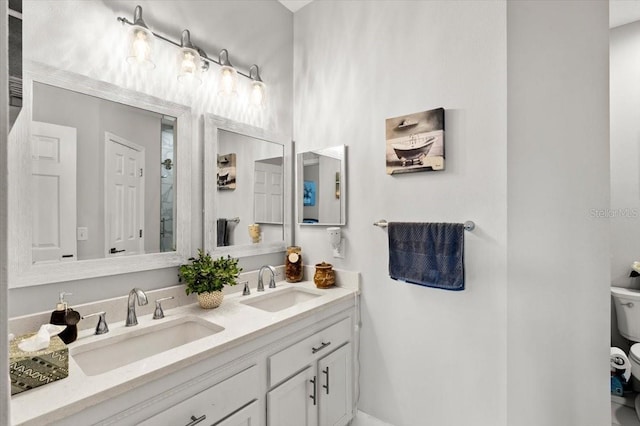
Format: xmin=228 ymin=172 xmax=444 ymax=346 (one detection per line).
xmin=248 ymin=224 xmax=260 ymax=244
xmin=285 ymin=246 xmax=303 ymax=282
xmin=314 ymin=262 xmax=335 ymax=289
xmin=197 ymin=291 xmax=224 ymax=309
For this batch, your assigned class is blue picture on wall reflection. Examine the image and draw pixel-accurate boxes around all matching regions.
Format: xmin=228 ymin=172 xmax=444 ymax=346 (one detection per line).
xmin=304 ymin=180 xmax=316 ymax=206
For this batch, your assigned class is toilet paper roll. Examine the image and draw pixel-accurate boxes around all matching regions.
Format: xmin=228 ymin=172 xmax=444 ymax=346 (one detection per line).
xmin=611 ymin=347 xmax=632 ymax=382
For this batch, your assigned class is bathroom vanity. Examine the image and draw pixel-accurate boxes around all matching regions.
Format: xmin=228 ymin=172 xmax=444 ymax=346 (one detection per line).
xmin=10 ymin=279 xmax=359 ymax=426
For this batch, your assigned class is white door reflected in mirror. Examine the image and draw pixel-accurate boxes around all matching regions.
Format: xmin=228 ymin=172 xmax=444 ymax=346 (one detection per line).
xmin=105 ymin=133 xmax=145 ymax=257
xmin=31 ymin=121 xmax=77 ymax=263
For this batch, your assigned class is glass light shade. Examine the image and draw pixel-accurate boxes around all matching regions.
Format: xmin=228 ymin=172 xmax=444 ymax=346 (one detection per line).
xmin=177 ymin=47 xmax=202 ymax=84
xmin=250 ymin=80 xmax=266 ymax=108
xmin=127 ymin=26 xmax=155 ymax=69
xmin=218 ymin=65 xmax=238 ymax=96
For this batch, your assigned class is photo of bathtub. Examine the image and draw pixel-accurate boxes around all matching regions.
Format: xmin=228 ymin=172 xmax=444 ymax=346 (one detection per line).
xmin=385 ymin=107 xmax=445 ymax=175
xmin=217 ymin=153 xmax=237 ymax=190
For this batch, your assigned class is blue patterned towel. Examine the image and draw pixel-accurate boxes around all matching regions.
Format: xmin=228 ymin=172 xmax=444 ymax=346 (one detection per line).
xmin=388 ymin=222 xmax=465 ymax=291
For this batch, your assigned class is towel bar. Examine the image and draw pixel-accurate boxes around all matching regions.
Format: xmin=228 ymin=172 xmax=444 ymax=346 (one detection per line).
xmin=373 ymin=219 xmax=475 ymax=232
xmin=226 ymin=217 xmax=240 ymax=224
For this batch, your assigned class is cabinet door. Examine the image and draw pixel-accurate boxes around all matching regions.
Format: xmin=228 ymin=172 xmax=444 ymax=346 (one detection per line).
xmin=216 ymin=400 xmax=259 ymax=426
xmin=318 ymin=343 xmax=352 ymax=426
xmin=267 ymin=366 xmax=318 ymax=426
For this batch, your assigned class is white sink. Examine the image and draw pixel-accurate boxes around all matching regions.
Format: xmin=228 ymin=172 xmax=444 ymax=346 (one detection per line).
xmin=240 ymin=287 xmax=322 ymax=312
xmin=71 ymin=316 xmax=224 ymax=376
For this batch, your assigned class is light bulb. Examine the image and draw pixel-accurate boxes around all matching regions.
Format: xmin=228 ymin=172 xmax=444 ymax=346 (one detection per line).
xmin=218 ymin=65 xmax=238 ymax=96
xmin=177 ymin=47 xmax=202 ymax=84
xmin=250 ymin=80 xmax=266 ymax=108
xmin=127 ymin=26 xmax=155 ymax=69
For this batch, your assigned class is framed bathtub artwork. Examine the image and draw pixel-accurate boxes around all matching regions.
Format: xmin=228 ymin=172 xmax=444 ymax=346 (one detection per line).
xmin=385 ymin=107 xmax=445 ymax=175
xmin=217 ymin=153 xmax=236 ymax=190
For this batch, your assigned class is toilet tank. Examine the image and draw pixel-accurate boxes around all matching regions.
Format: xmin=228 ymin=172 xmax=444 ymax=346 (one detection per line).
xmin=612 ymin=286 xmax=640 ymax=342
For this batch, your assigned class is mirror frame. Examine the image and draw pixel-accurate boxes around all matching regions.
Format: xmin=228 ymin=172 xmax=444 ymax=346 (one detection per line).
xmin=8 ymin=61 xmax=192 ymax=288
xmin=204 ymin=113 xmax=291 ymax=257
xmin=296 ymin=145 xmax=347 ymax=226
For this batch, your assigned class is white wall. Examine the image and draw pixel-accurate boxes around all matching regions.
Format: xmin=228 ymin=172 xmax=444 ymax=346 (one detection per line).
xmin=608 ymin=15 xmax=640 ymax=358
xmin=295 ymin=1 xmax=610 ymax=425
xmin=1 ymin=1 xmax=11 ymax=422
xmin=506 ymin=2 xmax=610 ymax=426
xmin=611 ymin=21 xmax=640 ymax=289
xmin=8 ymin=0 xmax=293 ymax=316
xmin=294 ymin=1 xmax=508 ymax=424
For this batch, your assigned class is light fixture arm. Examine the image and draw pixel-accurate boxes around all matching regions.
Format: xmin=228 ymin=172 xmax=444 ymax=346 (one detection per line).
xmin=132 ymin=5 xmax=148 ymax=28
xmin=117 ymin=5 xmax=259 ymax=81
xmin=180 ymin=29 xmax=195 ymax=49
xmin=219 ymin=49 xmax=232 ymax=67
xmin=249 ymin=65 xmax=263 ymax=82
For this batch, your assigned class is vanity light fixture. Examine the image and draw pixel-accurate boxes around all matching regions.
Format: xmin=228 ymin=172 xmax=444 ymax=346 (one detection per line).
xmin=124 ymin=5 xmax=155 ymax=69
xmin=249 ymin=65 xmax=266 ymax=108
xmin=118 ymin=5 xmax=266 ymax=103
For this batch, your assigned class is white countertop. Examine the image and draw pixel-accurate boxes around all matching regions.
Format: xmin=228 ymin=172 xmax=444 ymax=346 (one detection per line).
xmin=10 ymin=280 xmax=358 ymax=425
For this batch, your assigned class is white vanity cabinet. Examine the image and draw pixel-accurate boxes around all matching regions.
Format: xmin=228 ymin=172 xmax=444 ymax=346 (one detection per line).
xmin=216 ymin=400 xmax=260 ymax=426
xmin=137 ymin=365 xmax=258 ymax=426
xmin=267 ymin=317 xmax=353 ymax=426
xmin=15 ymin=288 xmax=357 ymax=426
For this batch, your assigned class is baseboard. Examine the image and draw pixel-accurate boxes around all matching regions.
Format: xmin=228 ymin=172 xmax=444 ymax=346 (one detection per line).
xmin=351 ymin=410 xmax=395 ymax=426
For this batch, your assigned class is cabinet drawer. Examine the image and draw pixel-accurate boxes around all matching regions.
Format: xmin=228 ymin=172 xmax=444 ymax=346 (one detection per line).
xmin=269 ymin=316 xmax=351 ymax=387
xmin=138 ymin=365 xmax=258 ymax=426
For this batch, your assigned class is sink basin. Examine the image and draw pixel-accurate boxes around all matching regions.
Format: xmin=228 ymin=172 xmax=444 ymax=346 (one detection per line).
xmin=240 ymin=287 xmax=322 ymax=312
xmin=71 ymin=316 xmax=224 ymax=376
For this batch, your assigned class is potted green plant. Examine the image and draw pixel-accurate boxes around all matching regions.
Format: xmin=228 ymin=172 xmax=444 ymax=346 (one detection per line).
xmin=179 ymin=249 xmax=242 ymax=309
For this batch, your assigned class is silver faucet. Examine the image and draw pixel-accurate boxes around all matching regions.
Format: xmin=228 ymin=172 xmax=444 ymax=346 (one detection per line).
xmin=126 ymin=288 xmax=148 ymax=326
xmin=257 ymin=265 xmax=277 ymax=292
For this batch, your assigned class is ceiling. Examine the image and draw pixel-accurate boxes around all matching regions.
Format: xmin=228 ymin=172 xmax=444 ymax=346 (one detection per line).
xmin=611 ymin=0 xmax=640 ymax=28
xmin=278 ymin=0 xmax=313 ymax=13
xmin=277 ymin=0 xmax=638 ymax=27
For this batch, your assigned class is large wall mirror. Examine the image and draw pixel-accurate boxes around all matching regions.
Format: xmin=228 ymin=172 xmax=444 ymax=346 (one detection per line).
xmin=204 ymin=114 xmax=291 ymax=257
xmin=8 ymin=62 xmax=192 ymax=288
xmin=296 ymin=145 xmax=347 ymax=226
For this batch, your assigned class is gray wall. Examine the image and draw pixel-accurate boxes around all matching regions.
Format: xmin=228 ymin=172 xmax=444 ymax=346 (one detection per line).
xmin=294 ymin=1 xmax=508 ymax=424
xmin=507 ymin=2 xmax=610 ymax=425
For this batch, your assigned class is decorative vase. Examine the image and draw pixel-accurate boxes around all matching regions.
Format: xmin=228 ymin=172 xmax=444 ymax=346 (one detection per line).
xmin=197 ymin=291 xmax=224 ymax=309
xmin=314 ymin=262 xmax=335 ymax=289
xmin=285 ymin=246 xmax=303 ymax=282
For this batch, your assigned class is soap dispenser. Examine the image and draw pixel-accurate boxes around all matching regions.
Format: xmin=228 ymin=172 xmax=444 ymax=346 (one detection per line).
xmin=50 ymin=292 xmax=80 ymax=344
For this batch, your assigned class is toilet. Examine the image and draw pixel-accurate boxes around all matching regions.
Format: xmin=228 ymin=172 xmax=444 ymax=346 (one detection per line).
xmin=612 ymin=287 xmax=640 ymax=391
